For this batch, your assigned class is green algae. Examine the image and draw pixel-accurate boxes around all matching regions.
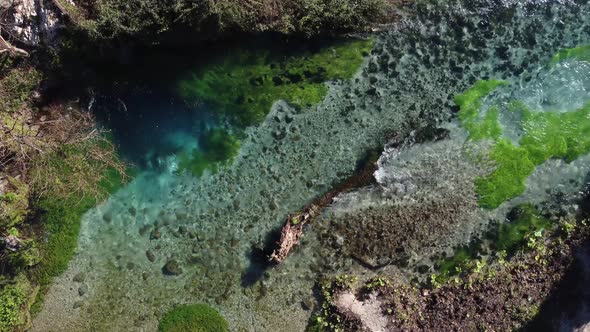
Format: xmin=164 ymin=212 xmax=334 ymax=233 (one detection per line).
xmin=456 ymin=78 xmax=590 ymax=208
xmin=455 ymin=80 xmax=506 ymax=140
xmin=432 ymin=205 xmax=551 ymax=285
xmin=177 ymin=128 xmax=240 ymax=177
xmin=159 ymin=304 xmax=228 ymax=332
xmin=475 ymin=139 xmax=536 ymax=209
xmin=551 ymin=45 xmax=590 ymax=64
xmin=178 ymin=39 xmax=373 ymax=127
xmin=520 ymin=104 xmax=590 ymax=164
xmin=493 ymin=204 xmax=551 ymax=254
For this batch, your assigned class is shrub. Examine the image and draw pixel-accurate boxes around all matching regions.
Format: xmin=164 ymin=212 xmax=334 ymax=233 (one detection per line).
xmin=158 ymin=304 xmax=229 ymax=332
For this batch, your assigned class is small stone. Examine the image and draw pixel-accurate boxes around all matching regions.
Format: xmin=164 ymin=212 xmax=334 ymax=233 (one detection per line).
xmin=150 ymin=229 xmax=161 ymax=240
xmin=146 ymin=250 xmax=156 ymax=263
xmin=102 ymin=212 xmax=112 ymax=223
xmin=142 ymin=272 xmax=149 ymax=280
xmin=139 ymin=225 xmax=151 ymax=236
xmin=285 ymin=113 xmax=294 ymax=123
xmin=72 ymin=272 xmax=85 ymax=283
xmin=162 ymin=259 xmax=183 ymax=276
xmin=73 ymin=301 xmax=84 ymax=309
xmin=128 ymin=207 xmax=137 ymax=216
xmin=78 ymin=284 xmax=88 ymax=296
xmin=301 ymin=296 xmax=315 ymax=311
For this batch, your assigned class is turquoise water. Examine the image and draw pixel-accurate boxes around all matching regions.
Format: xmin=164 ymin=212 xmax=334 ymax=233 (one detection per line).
xmin=33 ymin=1 xmax=590 ymax=331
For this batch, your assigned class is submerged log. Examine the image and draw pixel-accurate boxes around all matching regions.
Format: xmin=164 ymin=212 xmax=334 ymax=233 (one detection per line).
xmin=269 ymin=145 xmax=384 ymax=264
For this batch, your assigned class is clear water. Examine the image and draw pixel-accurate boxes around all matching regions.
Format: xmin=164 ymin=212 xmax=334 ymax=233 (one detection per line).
xmin=33 ymin=0 xmax=590 ymax=331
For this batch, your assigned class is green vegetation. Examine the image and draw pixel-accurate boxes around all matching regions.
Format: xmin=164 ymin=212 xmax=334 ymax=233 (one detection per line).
xmin=73 ymin=0 xmax=389 ymax=40
xmin=0 ymin=66 xmax=42 ymax=113
xmin=475 ymin=139 xmax=535 ymax=209
xmin=455 ymin=79 xmax=506 ymax=141
xmin=493 ymin=204 xmax=551 ymax=254
xmin=431 ymin=204 xmax=552 ymax=286
xmin=520 ymin=104 xmax=590 ymax=164
xmin=177 ymin=128 xmax=240 ymax=177
xmin=456 ymin=79 xmax=590 ymax=208
xmin=0 ymin=177 xmax=29 ymax=229
xmin=179 ymin=39 xmax=373 ymax=126
xmin=158 ymin=304 xmax=228 ymax=332
xmin=551 ymin=45 xmax=590 ymax=64
xmin=29 ymin=141 xmax=128 ymax=299
xmin=0 ymin=275 xmax=31 ymax=332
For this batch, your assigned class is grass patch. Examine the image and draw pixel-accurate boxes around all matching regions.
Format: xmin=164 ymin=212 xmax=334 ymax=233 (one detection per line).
xmin=159 ymin=304 xmax=228 ymax=332
xmin=179 ymin=39 xmax=373 ymax=127
xmin=28 ymin=139 xmax=128 ymax=312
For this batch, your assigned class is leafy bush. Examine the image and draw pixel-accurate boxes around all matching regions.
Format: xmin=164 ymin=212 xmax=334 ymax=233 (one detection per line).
xmin=159 ymin=304 xmax=229 ymax=332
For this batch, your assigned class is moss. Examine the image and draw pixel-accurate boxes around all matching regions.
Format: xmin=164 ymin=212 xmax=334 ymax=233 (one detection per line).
xmin=0 ymin=274 xmax=31 ymax=332
xmin=179 ymin=39 xmax=373 ymax=126
xmin=0 ymin=176 xmax=29 ymax=229
xmin=475 ymin=139 xmax=536 ymax=209
xmin=551 ymin=45 xmax=590 ymax=64
xmin=493 ymin=204 xmax=551 ymax=255
xmin=158 ymin=304 xmax=228 ymax=332
xmin=177 ymin=128 xmax=241 ymax=177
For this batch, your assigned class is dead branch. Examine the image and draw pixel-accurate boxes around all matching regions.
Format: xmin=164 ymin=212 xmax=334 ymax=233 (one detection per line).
xmin=0 ymin=34 xmax=29 ymax=57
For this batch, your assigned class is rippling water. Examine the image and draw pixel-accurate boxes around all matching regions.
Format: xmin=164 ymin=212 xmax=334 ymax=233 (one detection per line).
xmin=33 ymin=1 xmax=590 ymax=331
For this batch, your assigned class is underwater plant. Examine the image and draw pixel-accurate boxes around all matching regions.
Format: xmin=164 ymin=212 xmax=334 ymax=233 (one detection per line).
xmin=158 ymin=304 xmax=229 ymax=332
xmin=456 ymin=78 xmax=590 ymax=208
xmin=178 ymin=39 xmax=373 ymax=127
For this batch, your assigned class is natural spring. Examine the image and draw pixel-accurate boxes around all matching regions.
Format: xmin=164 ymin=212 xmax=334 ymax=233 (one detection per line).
xmin=32 ymin=0 xmax=590 ymax=331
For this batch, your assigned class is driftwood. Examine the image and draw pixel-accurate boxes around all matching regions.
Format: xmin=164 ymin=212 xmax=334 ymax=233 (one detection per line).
xmin=269 ymin=148 xmax=382 ymax=264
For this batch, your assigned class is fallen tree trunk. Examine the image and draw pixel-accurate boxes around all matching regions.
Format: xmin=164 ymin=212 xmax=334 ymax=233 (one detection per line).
xmin=268 ymin=139 xmax=391 ymax=264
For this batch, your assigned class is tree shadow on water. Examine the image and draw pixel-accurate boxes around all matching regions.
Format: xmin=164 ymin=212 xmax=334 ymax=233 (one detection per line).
xmin=240 ymin=227 xmax=281 ymax=287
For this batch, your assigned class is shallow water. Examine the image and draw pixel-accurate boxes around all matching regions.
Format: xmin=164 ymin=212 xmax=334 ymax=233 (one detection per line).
xmin=33 ymin=0 xmax=590 ymax=331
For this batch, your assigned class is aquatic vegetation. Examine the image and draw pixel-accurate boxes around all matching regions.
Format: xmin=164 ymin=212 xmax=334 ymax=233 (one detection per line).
xmin=454 ymin=79 xmax=506 ymax=141
xmin=177 ymin=128 xmax=240 ymax=176
xmin=158 ymin=304 xmax=228 ymax=332
xmin=432 ymin=205 xmax=551 ymax=286
xmin=493 ymin=204 xmax=551 ymax=254
xmin=520 ymin=104 xmax=590 ymax=164
xmin=475 ymin=140 xmax=535 ymax=209
xmin=551 ymin=45 xmax=590 ymax=64
xmin=179 ymin=39 xmax=373 ymax=126
xmin=456 ymin=78 xmax=590 ymax=208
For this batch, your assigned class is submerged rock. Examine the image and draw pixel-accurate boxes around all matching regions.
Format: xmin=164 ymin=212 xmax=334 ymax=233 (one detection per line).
xmin=162 ymin=259 xmax=183 ymax=276
xmin=72 ymin=272 xmax=85 ymax=283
